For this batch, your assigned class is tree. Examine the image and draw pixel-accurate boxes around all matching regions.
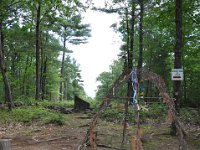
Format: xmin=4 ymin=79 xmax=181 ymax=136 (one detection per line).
xmin=137 ymin=0 xmax=144 ymax=73
xmin=35 ymin=0 xmax=41 ymax=100
xmin=57 ymin=13 xmax=90 ymax=100
xmin=0 ymin=22 xmax=14 ymax=110
xmin=173 ymin=0 xmax=182 ymax=113
xmin=0 ymin=0 xmax=91 ymax=103
xmin=62 ymin=56 xmax=86 ymax=100
xmin=95 ymin=59 xmax=124 ymax=99
xmin=0 ymin=0 xmax=19 ymax=109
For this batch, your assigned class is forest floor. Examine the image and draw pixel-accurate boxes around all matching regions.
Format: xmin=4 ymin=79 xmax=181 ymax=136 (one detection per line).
xmin=1 ymin=110 xmax=200 ymax=150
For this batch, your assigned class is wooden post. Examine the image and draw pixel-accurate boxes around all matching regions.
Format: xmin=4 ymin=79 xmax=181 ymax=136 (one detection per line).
xmin=0 ymin=139 xmax=11 ymax=150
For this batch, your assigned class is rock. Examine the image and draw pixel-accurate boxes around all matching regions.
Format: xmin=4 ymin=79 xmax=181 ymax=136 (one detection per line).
xmin=74 ymin=95 xmax=90 ymax=111
xmin=14 ymin=101 xmax=24 ymax=107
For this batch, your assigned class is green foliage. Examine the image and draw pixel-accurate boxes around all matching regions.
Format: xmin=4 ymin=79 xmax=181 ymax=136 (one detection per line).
xmin=40 ymin=100 xmax=74 ymax=108
xmin=96 ymin=0 xmax=200 ymax=108
xmin=99 ymin=101 xmax=200 ymax=125
xmin=11 ymin=106 xmax=48 ymax=123
xmin=44 ymin=113 xmax=64 ymax=125
xmin=62 ymin=56 xmax=86 ymax=100
xmin=0 ymin=0 xmax=199 ymax=110
xmin=100 ymin=101 xmax=168 ymax=124
xmin=0 ymin=0 xmax=90 ymax=102
xmin=0 ymin=110 xmax=10 ymax=123
xmin=0 ymin=106 xmax=65 ymax=125
xmin=140 ymin=103 xmax=168 ymax=123
xmin=15 ymin=97 xmax=37 ymax=105
xmin=101 ymin=106 xmax=124 ymax=122
xmin=95 ymin=59 xmax=124 ymax=99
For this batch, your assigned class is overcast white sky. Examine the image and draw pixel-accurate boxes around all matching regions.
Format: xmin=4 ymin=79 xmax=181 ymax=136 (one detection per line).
xmin=68 ymin=1 xmax=122 ymax=98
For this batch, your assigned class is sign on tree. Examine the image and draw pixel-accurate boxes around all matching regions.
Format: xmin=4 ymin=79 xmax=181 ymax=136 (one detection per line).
xmin=171 ymin=69 xmax=183 ymax=81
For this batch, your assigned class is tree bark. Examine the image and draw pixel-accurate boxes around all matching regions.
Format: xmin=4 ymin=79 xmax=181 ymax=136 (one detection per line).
xmin=0 ymin=21 xmax=14 ymax=110
xmin=63 ymin=80 xmax=67 ymax=100
xmin=125 ymin=8 xmax=130 ymax=69
xmin=174 ymin=0 xmax=182 ymax=113
xmin=122 ymin=2 xmax=135 ymax=144
xmin=35 ymin=1 xmax=41 ymax=100
xmin=137 ymin=0 xmax=144 ymax=71
xmin=59 ymin=49 xmax=65 ymax=101
xmin=22 ymin=56 xmax=29 ymax=95
xmin=171 ymin=0 xmax=183 ymax=137
xmin=59 ymin=27 xmax=67 ymax=101
xmin=129 ymin=3 xmax=135 ymax=69
xmin=41 ymin=56 xmax=47 ymax=100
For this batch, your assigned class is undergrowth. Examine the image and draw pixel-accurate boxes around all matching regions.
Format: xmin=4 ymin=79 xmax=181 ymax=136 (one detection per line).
xmin=99 ymin=101 xmax=200 ymax=125
xmin=15 ymin=97 xmax=75 ymax=108
xmin=40 ymin=100 xmax=74 ymax=108
xmin=100 ymin=101 xmax=169 ymax=124
xmin=180 ymin=107 xmax=200 ymax=124
xmin=0 ymin=105 xmax=65 ymax=125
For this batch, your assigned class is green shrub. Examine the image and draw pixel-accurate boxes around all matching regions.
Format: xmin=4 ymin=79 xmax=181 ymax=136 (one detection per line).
xmin=100 ymin=101 xmax=168 ymax=124
xmin=11 ymin=106 xmax=48 ymax=123
xmin=0 ymin=110 xmax=10 ymax=123
xmin=140 ymin=103 xmax=168 ymax=123
xmin=44 ymin=113 xmax=64 ymax=125
xmin=0 ymin=106 xmax=65 ymax=125
xmin=15 ymin=97 xmax=37 ymax=105
xmin=101 ymin=106 xmax=124 ymax=122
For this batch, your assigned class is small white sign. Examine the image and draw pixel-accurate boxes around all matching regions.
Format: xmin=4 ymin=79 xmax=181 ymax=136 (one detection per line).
xmin=171 ymin=69 xmax=184 ymax=81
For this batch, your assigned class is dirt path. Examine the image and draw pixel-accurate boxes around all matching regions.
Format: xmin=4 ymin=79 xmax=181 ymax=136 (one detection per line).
xmin=0 ymin=112 xmax=200 ymax=150
xmin=1 ymin=113 xmax=88 ymax=150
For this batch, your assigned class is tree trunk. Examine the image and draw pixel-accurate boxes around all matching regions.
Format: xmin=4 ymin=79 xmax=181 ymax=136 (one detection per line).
xmin=171 ymin=0 xmax=183 ymax=137
xmin=59 ymin=27 xmax=67 ymax=101
xmin=122 ymin=8 xmax=130 ymax=144
xmin=22 ymin=56 xmax=29 ymax=95
xmin=125 ymin=8 xmax=130 ymax=69
xmin=40 ymin=34 xmax=43 ymax=99
xmin=63 ymin=80 xmax=67 ymax=100
xmin=174 ymin=0 xmax=182 ymax=113
xmin=122 ymin=2 xmax=135 ymax=144
xmin=0 ymin=21 xmax=14 ymax=110
xmin=183 ymin=65 xmax=187 ymax=105
xmin=129 ymin=3 xmax=135 ymax=69
xmin=35 ymin=1 xmax=41 ymax=100
xmin=41 ymin=56 xmax=47 ymax=100
xmin=59 ymin=50 xmax=65 ymax=101
xmin=137 ymin=0 xmax=144 ymax=71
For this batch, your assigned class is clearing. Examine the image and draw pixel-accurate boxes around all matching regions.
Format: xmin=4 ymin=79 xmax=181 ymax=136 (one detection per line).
xmin=0 ymin=111 xmax=200 ymax=150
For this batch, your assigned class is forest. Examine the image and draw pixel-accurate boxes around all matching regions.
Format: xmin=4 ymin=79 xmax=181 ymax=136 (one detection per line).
xmin=0 ymin=0 xmax=200 ymax=150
